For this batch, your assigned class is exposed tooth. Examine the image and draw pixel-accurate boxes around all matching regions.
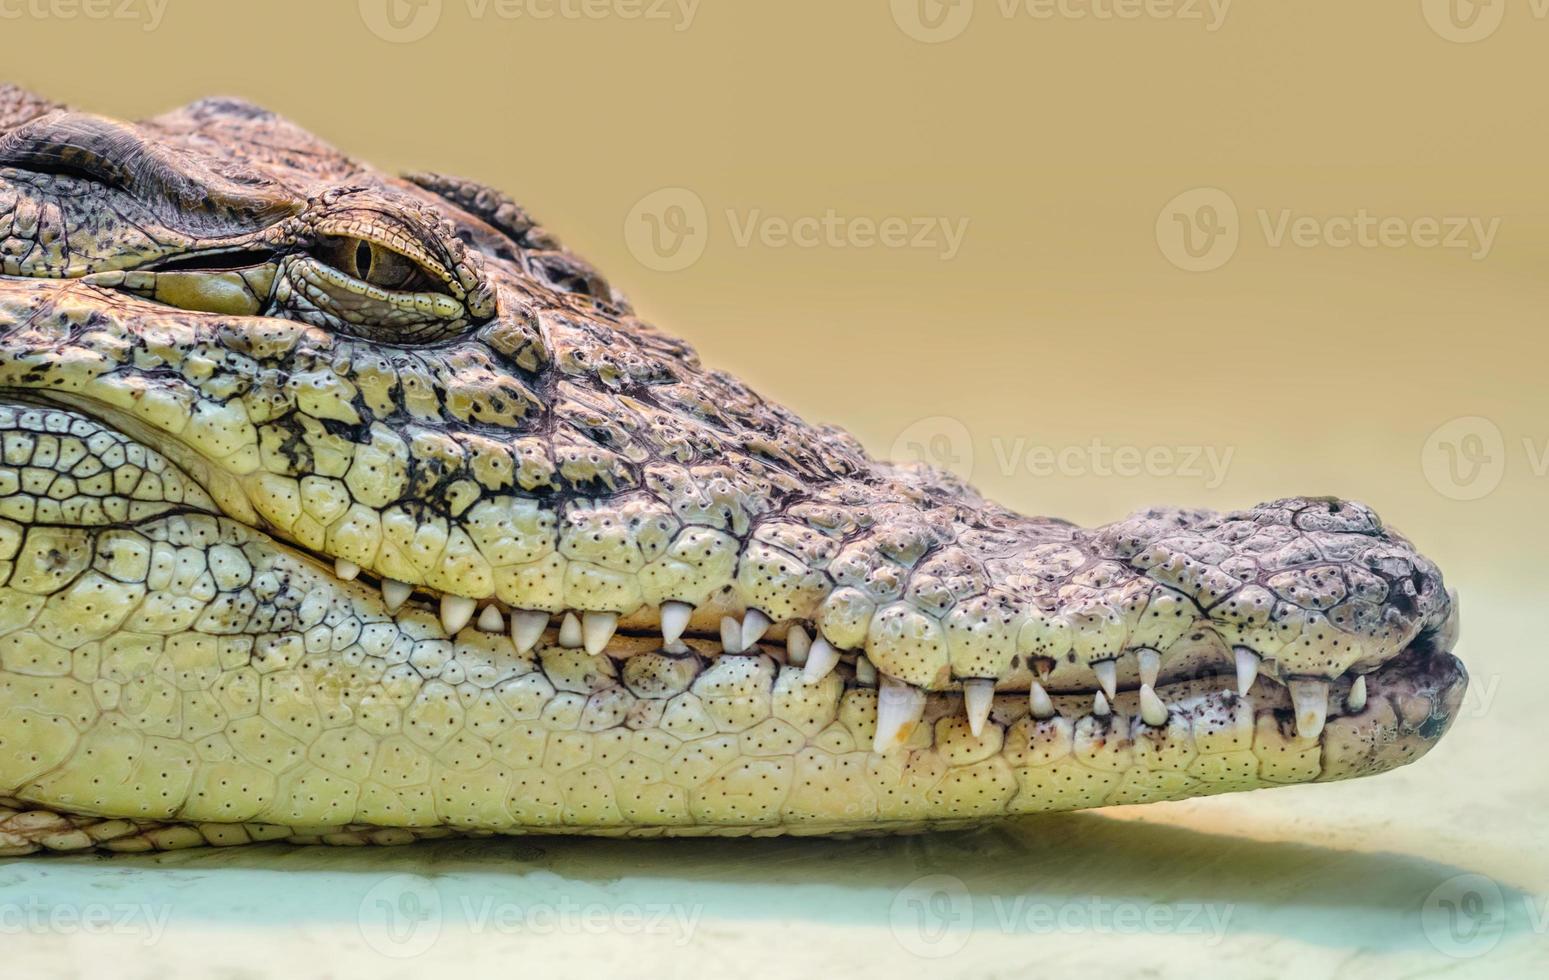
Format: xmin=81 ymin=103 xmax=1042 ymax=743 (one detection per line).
xmin=786 ymin=624 xmax=811 ymax=667
xmin=381 ymin=579 xmax=412 ymax=613
xmin=1347 ymin=674 xmax=1367 ymax=712
xmin=335 ymin=558 xmax=360 ymax=582
xmin=440 ymin=595 xmax=477 ymax=635
xmin=663 ymin=639 xmax=690 ymax=655
xmin=582 ymin=611 xmax=618 ymax=656
xmin=1234 ymin=646 xmax=1261 ymax=696
xmin=963 ymin=679 xmax=995 ymax=737
xmin=558 ymin=612 xmax=583 ymax=649
xmin=804 ymin=637 xmax=840 ymax=683
xmin=476 ymin=605 xmax=504 ymax=632
xmin=1288 ymin=679 xmax=1330 ymax=740
xmin=1030 ymin=681 xmax=1056 ymax=720
xmin=1138 ymin=649 xmax=1160 ymax=689
xmin=855 ymin=655 xmax=878 ymax=686
xmin=1138 ymin=684 xmax=1168 ymax=726
xmin=741 ymin=609 xmax=772 ymax=649
xmin=510 ymin=610 xmax=548 ymax=653
xmin=873 ymin=675 xmax=926 ymax=753
xmin=1093 ymin=660 xmax=1117 ymax=701
xmin=660 ymin=601 xmax=693 ymax=646
xmin=1093 ymin=690 xmax=1111 ymax=718
xmin=719 ymin=616 xmax=744 ymax=654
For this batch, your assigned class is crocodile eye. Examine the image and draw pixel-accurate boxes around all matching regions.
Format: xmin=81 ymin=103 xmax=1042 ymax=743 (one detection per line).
xmin=316 ymin=235 xmax=432 ymax=291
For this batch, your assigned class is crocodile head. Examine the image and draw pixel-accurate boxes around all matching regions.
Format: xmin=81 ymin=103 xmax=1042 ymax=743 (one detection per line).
xmin=0 ymin=86 xmax=1465 ymax=853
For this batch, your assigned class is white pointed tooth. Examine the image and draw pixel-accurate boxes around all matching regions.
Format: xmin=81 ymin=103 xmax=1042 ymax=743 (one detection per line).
xmin=582 ymin=611 xmax=618 ymax=656
xmin=660 ymin=601 xmax=693 ymax=646
xmin=1347 ymin=674 xmax=1368 ymax=713
xmin=1139 ymin=684 xmax=1168 ymax=726
xmin=334 ymin=558 xmax=360 ymax=582
xmin=1093 ymin=690 xmax=1111 ymax=718
xmin=1288 ymin=679 xmax=1330 ymax=740
xmin=1138 ymin=649 xmax=1160 ymax=689
xmin=719 ymin=616 xmax=744 ymax=654
xmin=873 ymin=675 xmax=927 ymax=753
xmin=785 ymin=624 xmax=811 ymax=667
xmin=440 ymin=594 xmax=477 ymax=635
xmin=855 ymin=655 xmax=878 ymax=686
xmin=381 ymin=579 xmax=413 ymax=613
xmin=1092 ymin=660 xmax=1117 ymax=701
xmin=510 ymin=610 xmax=548 ymax=653
xmin=663 ymin=639 xmax=690 ymax=655
xmin=476 ymin=605 xmax=504 ymax=633
xmin=803 ymin=637 xmax=840 ymax=683
xmin=558 ymin=612 xmax=583 ymax=649
xmin=963 ymin=679 xmax=995 ymax=737
xmin=741 ymin=609 xmax=772 ymax=649
xmin=1030 ymin=681 xmax=1056 ymax=720
xmin=1234 ymin=647 xmax=1261 ymax=697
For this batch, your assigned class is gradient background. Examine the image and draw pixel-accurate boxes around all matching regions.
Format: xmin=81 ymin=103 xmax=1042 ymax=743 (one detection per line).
xmin=3 ymin=1 xmax=1545 ymax=975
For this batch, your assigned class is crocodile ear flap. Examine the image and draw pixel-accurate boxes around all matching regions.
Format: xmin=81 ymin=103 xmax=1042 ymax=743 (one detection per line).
xmin=0 ymin=110 xmax=299 ymax=236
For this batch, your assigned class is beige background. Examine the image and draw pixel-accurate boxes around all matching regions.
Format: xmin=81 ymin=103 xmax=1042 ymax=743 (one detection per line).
xmin=3 ymin=1 xmax=1546 ymax=976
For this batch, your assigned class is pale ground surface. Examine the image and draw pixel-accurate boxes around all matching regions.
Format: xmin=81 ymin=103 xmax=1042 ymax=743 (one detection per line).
xmin=0 ymin=575 xmax=1540 ymax=978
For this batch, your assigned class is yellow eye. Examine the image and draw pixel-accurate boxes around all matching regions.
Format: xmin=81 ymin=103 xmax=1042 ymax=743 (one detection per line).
xmin=317 ymin=235 xmax=428 ymax=291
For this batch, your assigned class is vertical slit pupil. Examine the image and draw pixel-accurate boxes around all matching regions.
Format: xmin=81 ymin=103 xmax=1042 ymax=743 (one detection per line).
xmin=355 ymin=241 xmax=373 ymax=280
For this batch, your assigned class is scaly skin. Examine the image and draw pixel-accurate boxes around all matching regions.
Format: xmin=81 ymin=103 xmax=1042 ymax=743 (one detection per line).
xmin=0 ymin=87 xmax=1465 ymax=855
